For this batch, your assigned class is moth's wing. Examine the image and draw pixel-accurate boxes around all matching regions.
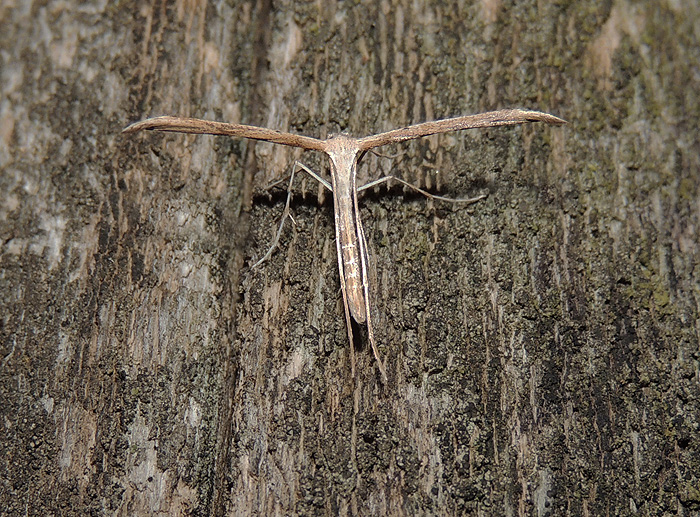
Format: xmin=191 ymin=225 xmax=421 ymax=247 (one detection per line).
xmin=357 ymin=109 xmax=565 ymax=151
xmin=124 ymin=116 xmax=327 ymax=152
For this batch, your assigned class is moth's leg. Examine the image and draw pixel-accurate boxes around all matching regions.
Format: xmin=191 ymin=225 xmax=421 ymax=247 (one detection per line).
xmin=295 ymin=161 xmax=333 ymax=192
xmin=258 ymin=161 xmax=333 ymax=194
xmin=337 ymin=260 xmax=357 ymax=380
xmin=251 ymin=161 xmax=333 ymax=269
xmin=357 ymin=220 xmax=388 ymax=383
xmin=359 ymin=175 xmax=487 ymax=204
xmin=367 ymin=148 xmax=403 ymax=160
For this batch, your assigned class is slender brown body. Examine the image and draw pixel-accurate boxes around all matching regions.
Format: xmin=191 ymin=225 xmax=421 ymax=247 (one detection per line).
xmin=326 ymin=136 xmax=367 ymax=323
xmin=123 ymin=109 xmax=566 ymax=382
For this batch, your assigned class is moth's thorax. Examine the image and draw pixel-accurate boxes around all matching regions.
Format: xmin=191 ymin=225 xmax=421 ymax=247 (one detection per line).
xmin=325 ymin=134 xmax=362 ymax=182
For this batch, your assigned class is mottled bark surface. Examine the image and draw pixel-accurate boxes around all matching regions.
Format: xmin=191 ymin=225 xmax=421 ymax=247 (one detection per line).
xmin=1 ymin=1 xmax=698 ymax=515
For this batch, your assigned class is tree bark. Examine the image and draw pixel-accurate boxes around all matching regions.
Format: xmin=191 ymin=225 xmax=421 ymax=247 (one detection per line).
xmin=1 ymin=1 xmax=698 ymax=515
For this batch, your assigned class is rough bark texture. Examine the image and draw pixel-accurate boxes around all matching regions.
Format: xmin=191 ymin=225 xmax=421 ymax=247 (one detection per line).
xmin=1 ymin=1 xmax=698 ymax=515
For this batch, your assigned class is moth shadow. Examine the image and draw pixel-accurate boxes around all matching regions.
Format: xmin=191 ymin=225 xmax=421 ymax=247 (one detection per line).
xmin=252 ymin=186 xmax=334 ymax=213
xmin=357 ymin=175 xmax=493 ymax=205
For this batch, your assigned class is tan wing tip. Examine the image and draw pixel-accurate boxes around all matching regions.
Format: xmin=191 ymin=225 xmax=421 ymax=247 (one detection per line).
xmin=122 ymin=119 xmax=149 ymax=134
xmin=121 ymin=122 xmax=139 ymax=134
xmin=521 ymin=110 xmax=567 ymax=125
xmin=122 ymin=116 xmax=175 ymax=134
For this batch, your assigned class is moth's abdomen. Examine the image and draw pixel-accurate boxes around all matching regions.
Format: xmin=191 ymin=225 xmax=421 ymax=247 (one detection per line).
xmin=339 ymin=234 xmax=366 ymax=323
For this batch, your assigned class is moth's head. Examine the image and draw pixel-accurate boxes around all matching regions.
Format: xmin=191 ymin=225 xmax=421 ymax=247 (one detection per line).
xmin=324 ymin=134 xmax=361 ymax=154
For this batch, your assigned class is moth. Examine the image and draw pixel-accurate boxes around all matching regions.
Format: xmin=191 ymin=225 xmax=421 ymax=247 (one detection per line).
xmin=123 ymin=108 xmax=565 ymax=382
